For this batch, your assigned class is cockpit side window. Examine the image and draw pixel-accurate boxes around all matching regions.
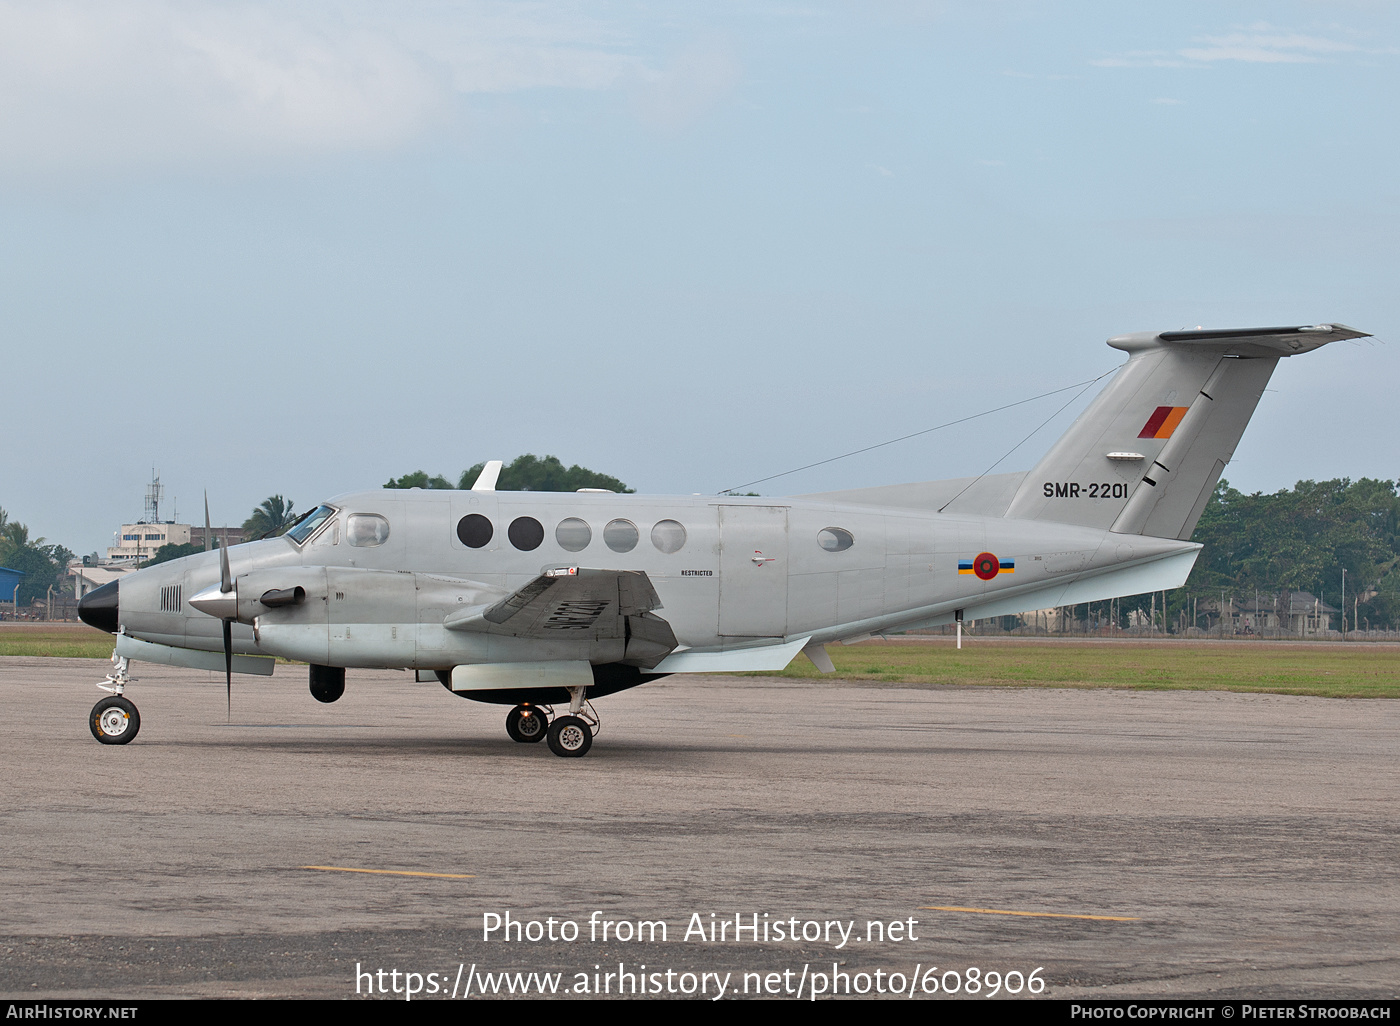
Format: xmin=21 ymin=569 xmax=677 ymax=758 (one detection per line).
xmin=286 ymin=504 xmax=337 ymax=545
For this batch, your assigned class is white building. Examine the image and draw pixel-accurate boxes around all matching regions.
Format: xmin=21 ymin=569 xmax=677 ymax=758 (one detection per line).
xmin=70 ymin=564 xmax=136 ymax=601
xmin=107 ymin=523 xmax=193 ymax=564
xmin=106 ymin=524 xmax=244 ymax=564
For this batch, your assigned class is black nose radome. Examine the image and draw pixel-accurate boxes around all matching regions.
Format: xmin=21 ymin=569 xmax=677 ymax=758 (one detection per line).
xmin=78 ymin=580 xmax=119 ymax=634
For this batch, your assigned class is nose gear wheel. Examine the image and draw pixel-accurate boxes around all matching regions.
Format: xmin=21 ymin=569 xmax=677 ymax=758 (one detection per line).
xmin=90 ymin=696 xmax=140 ymax=745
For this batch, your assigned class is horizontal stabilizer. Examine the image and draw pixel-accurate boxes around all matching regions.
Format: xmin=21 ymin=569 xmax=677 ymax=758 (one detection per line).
xmin=894 ymin=547 xmax=1201 ymax=633
xmin=1142 ymin=323 xmax=1368 ymax=357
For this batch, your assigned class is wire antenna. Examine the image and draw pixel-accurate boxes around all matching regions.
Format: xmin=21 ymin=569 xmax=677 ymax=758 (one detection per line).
xmin=935 ymin=369 xmax=1113 ymax=513
xmin=719 ymin=369 xmax=1116 ymax=495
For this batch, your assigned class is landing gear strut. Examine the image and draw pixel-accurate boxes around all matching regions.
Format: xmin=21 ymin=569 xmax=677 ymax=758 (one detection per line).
xmin=90 ymin=654 xmax=140 ymax=745
xmin=546 ymin=686 xmax=597 ymax=758
xmin=505 ymin=704 xmax=549 ymax=743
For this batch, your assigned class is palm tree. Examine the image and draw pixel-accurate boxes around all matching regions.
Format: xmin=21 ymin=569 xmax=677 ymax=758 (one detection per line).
xmin=242 ymin=496 xmax=296 ymax=539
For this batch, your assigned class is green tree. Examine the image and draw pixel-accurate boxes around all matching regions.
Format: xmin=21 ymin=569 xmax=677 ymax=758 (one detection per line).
xmin=0 ymin=510 xmax=74 ymax=605
xmin=1067 ymin=477 xmax=1400 ymax=632
xmin=148 ymin=542 xmax=205 ymax=565
xmin=1156 ymin=477 xmax=1400 ymax=630
xmin=457 ymin=454 xmax=633 ymax=493
xmin=242 ymin=496 xmax=297 ymax=539
xmin=383 ymin=470 xmax=454 ymax=489
xmin=384 ymin=456 xmax=632 ymax=493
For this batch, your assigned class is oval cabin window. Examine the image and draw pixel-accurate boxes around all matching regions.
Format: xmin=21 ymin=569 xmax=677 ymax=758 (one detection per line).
xmin=817 ymin=527 xmax=854 ymax=552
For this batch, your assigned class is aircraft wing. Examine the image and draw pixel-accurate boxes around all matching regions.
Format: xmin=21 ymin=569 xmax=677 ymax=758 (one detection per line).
xmin=443 ymin=568 xmax=678 ymax=667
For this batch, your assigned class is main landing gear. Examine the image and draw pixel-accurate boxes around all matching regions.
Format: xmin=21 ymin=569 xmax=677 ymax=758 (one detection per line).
xmin=547 ymin=715 xmax=591 ymax=758
xmin=504 ymin=687 xmax=599 ymax=757
xmin=89 ymin=655 xmax=140 ymax=745
xmin=546 ymin=686 xmax=596 ymax=758
xmin=505 ymin=704 xmax=549 ymax=744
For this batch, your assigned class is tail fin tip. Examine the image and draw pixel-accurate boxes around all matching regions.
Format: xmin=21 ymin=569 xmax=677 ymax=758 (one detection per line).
xmin=1107 ymin=323 xmax=1369 ymax=358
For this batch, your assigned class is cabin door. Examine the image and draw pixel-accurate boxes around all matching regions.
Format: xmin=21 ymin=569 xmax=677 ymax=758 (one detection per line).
xmin=717 ymin=505 xmax=789 ymax=638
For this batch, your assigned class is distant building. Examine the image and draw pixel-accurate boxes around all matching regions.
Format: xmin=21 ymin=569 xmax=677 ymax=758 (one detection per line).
xmin=104 ymin=469 xmax=245 ymax=564
xmin=105 ymin=523 xmax=245 ymax=564
xmin=0 ymin=566 xmax=25 ymax=606
xmin=70 ymin=564 xmax=136 ymax=602
xmin=1204 ymin=591 xmax=1337 ymax=634
xmin=1272 ymin=591 xmax=1337 ymax=634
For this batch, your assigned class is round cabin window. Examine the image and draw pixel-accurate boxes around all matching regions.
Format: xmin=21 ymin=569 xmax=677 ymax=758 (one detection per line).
xmin=456 ymin=514 xmax=493 ymax=548
xmin=604 ymin=519 xmax=639 ymax=553
xmin=555 ymin=518 xmax=591 ymax=552
xmin=508 ymin=516 xmax=545 ymax=551
xmin=650 ymin=520 xmax=687 ymax=554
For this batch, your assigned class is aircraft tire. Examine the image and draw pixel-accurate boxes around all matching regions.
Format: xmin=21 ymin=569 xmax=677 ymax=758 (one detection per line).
xmin=506 ymin=704 xmax=548 ymax=744
xmin=546 ymin=715 xmax=592 ymax=758
xmin=90 ymin=696 xmax=140 ymax=745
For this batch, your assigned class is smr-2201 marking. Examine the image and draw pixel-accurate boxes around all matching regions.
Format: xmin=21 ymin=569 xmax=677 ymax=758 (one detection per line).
xmin=1042 ymin=482 xmax=1129 ymax=498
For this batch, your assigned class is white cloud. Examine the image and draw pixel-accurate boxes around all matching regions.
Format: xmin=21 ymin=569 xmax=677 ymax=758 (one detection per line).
xmin=1089 ymin=51 xmax=1185 ymax=69
xmin=631 ymin=37 xmax=741 ymax=131
xmin=0 ymin=0 xmax=664 ymax=172
xmin=1092 ymin=26 xmax=1395 ymax=69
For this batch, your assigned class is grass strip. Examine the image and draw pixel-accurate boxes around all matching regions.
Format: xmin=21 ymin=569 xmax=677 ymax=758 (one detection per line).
xmin=746 ymin=640 xmax=1400 ymax=699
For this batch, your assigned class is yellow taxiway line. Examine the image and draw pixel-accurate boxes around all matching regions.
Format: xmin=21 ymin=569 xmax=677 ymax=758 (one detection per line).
xmin=301 ymin=865 xmax=476 ymax=879
xmin=920 ymin=905 xmax=1139 ymax=922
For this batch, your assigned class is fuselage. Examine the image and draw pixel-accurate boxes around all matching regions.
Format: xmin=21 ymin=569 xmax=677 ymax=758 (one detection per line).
xmin=88 ymin=488 xmax=1198 ymax=671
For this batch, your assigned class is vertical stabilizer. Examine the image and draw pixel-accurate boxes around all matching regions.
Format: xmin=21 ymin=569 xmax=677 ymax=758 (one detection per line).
xmin=1003 ymin=324 xmax=1367 ymax=539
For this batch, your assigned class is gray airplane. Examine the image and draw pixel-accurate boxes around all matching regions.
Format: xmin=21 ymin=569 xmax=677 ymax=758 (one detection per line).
xmin=77 ymin=324 xmax=1366 ymax=756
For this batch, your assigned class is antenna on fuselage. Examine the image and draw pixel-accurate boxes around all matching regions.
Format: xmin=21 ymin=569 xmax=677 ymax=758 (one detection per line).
xmin=471 ymin=460 xmax=503 ymax=492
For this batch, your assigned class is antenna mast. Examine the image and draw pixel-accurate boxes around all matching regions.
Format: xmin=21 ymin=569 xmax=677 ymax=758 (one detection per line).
xmin=143 ymin=469 xmax=163 ymax=525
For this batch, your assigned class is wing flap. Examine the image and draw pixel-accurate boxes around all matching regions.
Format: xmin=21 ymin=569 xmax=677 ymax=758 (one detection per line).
xmin=443 ymin=569 xmax=677 ymax=666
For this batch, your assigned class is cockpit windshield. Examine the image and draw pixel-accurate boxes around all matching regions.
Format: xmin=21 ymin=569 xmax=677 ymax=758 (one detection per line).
xmin=286 ymin=504 xmax=337 ymax=545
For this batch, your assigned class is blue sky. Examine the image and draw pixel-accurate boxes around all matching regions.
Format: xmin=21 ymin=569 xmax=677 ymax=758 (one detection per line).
xmin=1 ymin=1 xmax=1395 ymax=554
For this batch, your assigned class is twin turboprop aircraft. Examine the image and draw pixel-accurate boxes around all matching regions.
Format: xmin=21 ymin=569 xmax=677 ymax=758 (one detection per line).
xmin=77 ymin=324 xmax=1367 ymax=756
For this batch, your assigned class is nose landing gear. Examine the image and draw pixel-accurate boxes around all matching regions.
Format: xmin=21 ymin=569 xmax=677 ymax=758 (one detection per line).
xmin=90 ymin=696 xmax=140 ymax=744
xmin=90 ymin=654 xmax=139 ymax=744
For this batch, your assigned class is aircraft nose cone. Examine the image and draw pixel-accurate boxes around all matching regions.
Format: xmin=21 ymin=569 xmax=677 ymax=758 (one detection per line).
xmin=78 ymin=579 xmax=120 ymax=634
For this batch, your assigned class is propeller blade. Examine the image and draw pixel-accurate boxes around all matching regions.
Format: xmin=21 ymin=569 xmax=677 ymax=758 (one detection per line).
xmin=204 ymin=492 xmax=212 ymax=553
xmin=223 ymin=618 xmax=232 ymax=721
xmin=219 ymin=528 xmax=232 ymax=594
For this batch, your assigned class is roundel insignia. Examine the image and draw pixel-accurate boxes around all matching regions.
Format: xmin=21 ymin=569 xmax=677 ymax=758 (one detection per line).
xmin=973 ymin=552 xmax=1000 ymax=581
